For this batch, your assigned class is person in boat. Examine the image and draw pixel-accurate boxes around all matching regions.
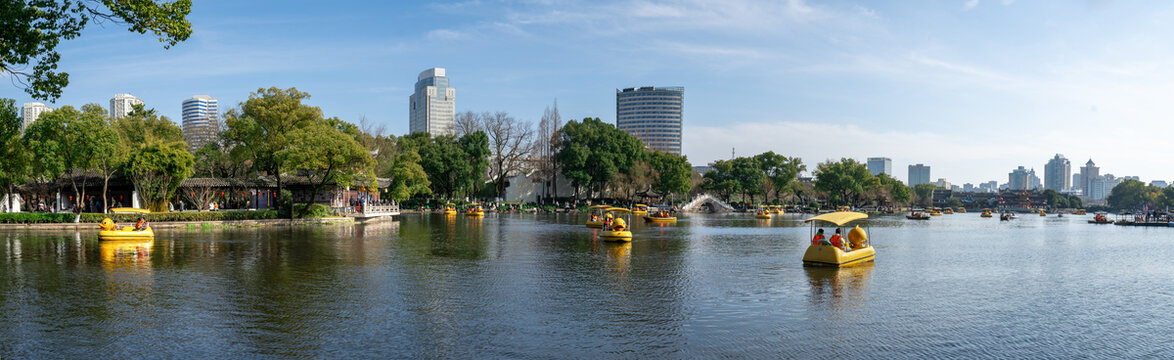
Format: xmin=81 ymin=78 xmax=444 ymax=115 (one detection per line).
xmin=590 ymin=214 xmax=598 ymax=222
xmin=829 ymin=228 xmax=844 ymax=248
xmin=134 ymin=217 xmax=148 ymax=231
xmin=811 ymin=229 xmax=826 ymax=245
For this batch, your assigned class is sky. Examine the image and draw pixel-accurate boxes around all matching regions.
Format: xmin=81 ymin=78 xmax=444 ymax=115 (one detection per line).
xmin=6 ymin=0 xmax=1174 ymax=186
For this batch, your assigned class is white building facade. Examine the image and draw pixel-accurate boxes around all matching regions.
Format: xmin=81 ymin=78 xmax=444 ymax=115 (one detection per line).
xmin=409 ymin=68 xmax=456 ymax=136
xmin=616 ymin=86 xmax=684 ymax=155
xmin=110 ymin=93 xmax=144 ymax=119
xmin=182 ymin=95 xmax=220 ymax=151
xmin=20 ymin=102 xmax=52 ymax=132
xmin=867 ymin=157 xmax=892 ymax=176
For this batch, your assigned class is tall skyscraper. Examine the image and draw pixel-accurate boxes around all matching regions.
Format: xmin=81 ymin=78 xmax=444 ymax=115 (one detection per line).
xmin=1081 ymin=159 xmax=1100 ymax=198
xmin=109 ymin=93 xmax=143 ymax=119
xmin=908 ymin=164 xmax=930 ymax=186
xmin=867 ymin=157 xmax=892 ymax=176
xmin=182 ymin=95 xmax=220 ymax=152
xmin=1072 ymin=173 xmax=1082 ymax=191
xmin=409 ymin=68 xmax=455 ymax=136
xmin=1008 ymin=166 xmax=1033 ymax=190
xmin=616 ymin=86 xmax=684 ymax=155
xmin=20 ymin=102 xmax=52 ymax=132
xmin=1044 ymin=154 xmax=1071 ymax=191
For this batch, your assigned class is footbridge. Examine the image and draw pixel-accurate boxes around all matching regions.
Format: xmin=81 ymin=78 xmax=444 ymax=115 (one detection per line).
xmin=680 ymin=194 xmax=736 ymax=213
xmin=335 ymin=204 xmax=400 ymax=221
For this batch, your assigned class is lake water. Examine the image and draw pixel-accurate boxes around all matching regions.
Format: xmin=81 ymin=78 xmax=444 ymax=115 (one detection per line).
xmin=1 ymin=213 xmax=1172 ymax=358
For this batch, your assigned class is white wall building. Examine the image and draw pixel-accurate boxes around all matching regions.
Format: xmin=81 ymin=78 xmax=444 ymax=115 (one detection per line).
xmin=110 ymin=93 xmax=144 ymax=119
xmin=20 ymin=102 xmax=52 ymax=132
xmin=409 ymin=68 xmax=456 ymax=136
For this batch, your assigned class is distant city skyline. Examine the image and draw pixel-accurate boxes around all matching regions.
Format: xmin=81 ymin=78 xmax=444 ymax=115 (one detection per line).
xmin=9 ymin=1 xmax=1174 ymax=185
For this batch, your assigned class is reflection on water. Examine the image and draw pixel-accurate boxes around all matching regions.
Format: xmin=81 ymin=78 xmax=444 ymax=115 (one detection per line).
xmin=1 ymin=214 xmax=1173 ymax=357
xmin=804 ymin=263 xmax=873 ymax=311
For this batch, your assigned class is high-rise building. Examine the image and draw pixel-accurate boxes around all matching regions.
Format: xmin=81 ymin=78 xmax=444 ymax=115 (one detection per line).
xmin=20 ymin=102 xmax=52 ymax=132
xmin=908 ymin=164 xmax=930 ymax=186
xmin=1072 ymin=173 xmax=1082 ymax=191
xmin=409 ymin=68 xmax=456 ymax=136
xmin=110 ymin=93 xmax=143 ymax=119
xmin=1081 ymin=159 xmax=1100 ymax=198
xmin=1044 ymin=154 xmax=1071 ymax=191
xmin=182 ymin=95 xmax=220 ymax=152
xmin=867 ymin=157 xmax=892 ymax=176
xmin=616 ymin=86 xmax=684 ymax=155
xmin=1008 ymin=166 xmax=1033 ymax=190
xmin=1151 ymin=180 xmax=1169 ymax=188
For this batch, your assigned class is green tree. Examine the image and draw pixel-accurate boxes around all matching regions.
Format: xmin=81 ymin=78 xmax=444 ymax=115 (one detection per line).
xmin=223 ymin=87 xmax=323 ymax=213
xmin=649 ymin=151 xmax=692 ymax=198
xmin=555 ymin=117 xmax=644 ymax=198
xmin=277 ymin=123 xmax=376 ymax=218
xmin=754 ymin=151 xmax=805 ymax=202
xmin=1107 ymin=179 xmax=1155 ymax=210
xmin=385 ymin=149 xmax=431 ymax=201
xmin=458 ymin=131 xmax=490 ymax=196
xmin=0 ymin=99 xmax=29 ymax=212
xmin=23 ymin=104 xmax=114 ymax=212
xmin=813 ymin=158 xmax=875 ymax=206
xmin=126 ymin=139 xmax=193 ymax=212
xmin=730 ymin=156 xmax=763 ymax=203
xmin=912 ymin=183 xmax=936 ymax=207
xmin=3 ymin=1 xmax=193 ymax=100
xmin=192 ymin=142 xmax=251 ymax=178
xmin=702 ymin=159 xmax=742 ymax=202
xmin=876 ymin=173 xmax=911 ymax=205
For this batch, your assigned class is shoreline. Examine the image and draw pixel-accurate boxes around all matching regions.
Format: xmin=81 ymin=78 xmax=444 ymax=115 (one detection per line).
xmin=0 ymin=217 xmax=356 ymax=230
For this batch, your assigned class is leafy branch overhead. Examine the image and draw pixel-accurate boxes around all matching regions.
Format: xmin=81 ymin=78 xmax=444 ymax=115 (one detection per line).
xmin=1 ymin=0 xmax=193 ymax=100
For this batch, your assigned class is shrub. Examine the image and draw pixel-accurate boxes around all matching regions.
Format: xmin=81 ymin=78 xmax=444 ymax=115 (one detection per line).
xmin=0 ymin=210 xmax=281 ymax=224
xmin=279 ymin=203 xmax=332 ymax=218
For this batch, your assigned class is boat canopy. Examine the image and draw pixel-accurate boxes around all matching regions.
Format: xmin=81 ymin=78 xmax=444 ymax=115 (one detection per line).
xmin=109 ymin=207 xmax=149 ymax=214
xmin=607 ymin=208 xmax=631 ymax=213
xmin=804 ymin=211 xmax=868 ymax=226
xmin=635 ymin=204 xmax=647 ymax=207
xmin=589 ymin=205 xmax=611 ymax=209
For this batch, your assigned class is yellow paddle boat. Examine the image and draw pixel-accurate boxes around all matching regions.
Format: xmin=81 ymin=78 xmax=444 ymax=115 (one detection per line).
xmin=98 ymin=217 xmax=154 ymax=240
xmin=465 ymin=203 xmax=485 ymax=217
xmin=644 ymin=210 xmax=677 ymax=223
xmin=444 ymin=203 xmax=457 ymax=215
xmin=772 ymin=205 xmax=785 ymax=215
xmin=1038 ymin=209 xmax=1047 ymax=216
xmin=929 ymin=207 xmax=942 ymax=216
xmin=956 ymin=207 xmax=967 ymax=213
xmin=1074 ymin=209 xmax=1087 ymax=215
xmin=586 ymin=205 xmax=612 ymax=228
xmin=944 ymin=208 xmax=954 ymax=214
xmin=754 ymin=205 xmax=772 ymax=220
xmin=980 ymin=208 xmax=993 ymax=218
xmin=802 ymin=212 xmax=876 ymax=267
xmin=631 ymin=204 xmax=649 ymax=216
xmin=599 ymin=208 xmax=633 ymax=242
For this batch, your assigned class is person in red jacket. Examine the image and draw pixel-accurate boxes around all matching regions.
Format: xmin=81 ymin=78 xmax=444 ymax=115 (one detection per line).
xmin=811 ymin=229 xmax=826 ymax=245
xmin=829 ymin=228 xmax=844 ymax=248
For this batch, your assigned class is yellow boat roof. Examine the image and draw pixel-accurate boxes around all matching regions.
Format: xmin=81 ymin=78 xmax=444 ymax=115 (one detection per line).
xmin=804 ymin=211 xmax=868 ymax=226
xmin=468 ymin=203 xmax=481 ymax=205
xmin=635 ymin=204 xmax=647 ymax=207
xmin=607 ymin=208 xmax=631 ymax=213
xmin=446 ymin=203 xmax=455 ymax=205
xmin=589 ymin=205 xmax=611 ymax=209
xmin=109 ymin=207 xmax=149 ymax=214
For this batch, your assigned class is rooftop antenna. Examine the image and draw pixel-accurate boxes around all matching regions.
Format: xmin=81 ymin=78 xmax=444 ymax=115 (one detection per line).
xmin=732 ymin=147 xmax=735 ymax=159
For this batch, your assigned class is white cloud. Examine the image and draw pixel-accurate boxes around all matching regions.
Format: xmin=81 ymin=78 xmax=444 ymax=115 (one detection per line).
xmin=964 ymin=0 xmax=981 ymax=10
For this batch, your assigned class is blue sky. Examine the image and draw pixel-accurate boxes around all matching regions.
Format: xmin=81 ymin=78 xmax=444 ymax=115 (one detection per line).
xmin=6 ymin=0 xmax=1174 ymax=186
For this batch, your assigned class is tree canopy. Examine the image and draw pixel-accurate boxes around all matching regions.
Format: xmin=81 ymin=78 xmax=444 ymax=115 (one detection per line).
xmin=813 ymin=158 xmax=876 ymax=206
xmin=556 ymin=117 xmax=645 ymax=196
xmin=277 ymin=123 xmax=376 ymax=218
xmin=2 ymin=0 xmax=193 ymax=100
